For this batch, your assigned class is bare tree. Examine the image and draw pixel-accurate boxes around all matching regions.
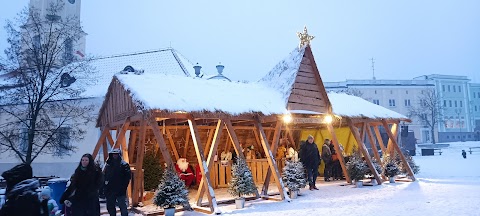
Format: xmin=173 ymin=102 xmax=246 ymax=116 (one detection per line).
xmin=0 ymin=1 xmax=96 ymax=164
xmin=408 ymin=89 xmax=443 ymax=144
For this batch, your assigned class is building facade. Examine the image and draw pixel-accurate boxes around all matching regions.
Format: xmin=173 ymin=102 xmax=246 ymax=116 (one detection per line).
xmin=468 ymin=83 xmax=480 ymax=139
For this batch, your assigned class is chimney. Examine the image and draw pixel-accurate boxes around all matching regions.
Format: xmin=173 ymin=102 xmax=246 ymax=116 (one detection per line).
xmin=193 ymin=63 xmax=202 ymax=77
xmin=216 ymin=63 xmax=224 ymax=75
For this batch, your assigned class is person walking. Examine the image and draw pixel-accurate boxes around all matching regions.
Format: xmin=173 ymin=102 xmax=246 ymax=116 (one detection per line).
xmin=61 ymin=153 xmax=103 ymax=216
xmin=299 ymin=135 xmax=321 ymax=190
xmin=0 ymin=163 xmax=41 ymax=216
xmin=462 ymin=150 xmax=467 ymax=159
xmin=322 ymin=139 xmax=333 ymax=182
xmin=104 ymin=149 xmax=131 ymax=216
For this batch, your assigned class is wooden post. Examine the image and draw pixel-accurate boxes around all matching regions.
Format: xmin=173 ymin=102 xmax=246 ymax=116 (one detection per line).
xmin=92 ymin=127 xmax=109 ymax=159
xmin=149 ymin=118 xmax=174 ymax=167
xmin=373 ymin=126 xmax=387 ymax=154
xmin=183 ymin=131 xmax=191 ymax=158
xmin=385 ymin=122 xmax=398 ymax=155
xmin=285 ymin=128 xmax=296 ymax=150
xmin=347 ymin=118 xmax=382 ymax=185
xmin=132 ymin=119 xmax=146 ymax=206
xmin=188 ymin=118 xmax=219 ymax=213
xmin=106 ymin=131 xmax=115 ymax=148
xmin=128 ymin=130 xmax=137 ymax=164
xmin=166 ymin=129 xmax=180 ymax=161
xmin=196 ymin=120 xmax=224 ymax=206
xmin=204 ymin=129 xmax=215 ymax=158
xmin=381 ymin=120 xmax=416 ymax=181
xmin=261 ymin=121 xmax=282 ymax=197
xmin=114 ymin=119 xmax=131 ymax=163
xmin=326 ymin=123 xmax=351 ymax=183
xmin=253 ymin=118 xmax=287 ymax=200
xmin=365 ymin=123 xmax=382 ymax=164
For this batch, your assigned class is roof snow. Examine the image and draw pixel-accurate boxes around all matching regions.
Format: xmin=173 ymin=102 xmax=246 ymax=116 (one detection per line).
xmin=116 ymin=73 xmax=287 ymax=115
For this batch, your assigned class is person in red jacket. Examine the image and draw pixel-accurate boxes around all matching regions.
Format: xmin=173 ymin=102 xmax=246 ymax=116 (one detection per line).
xmin=175 ymin=158 xmax=195 ymax=187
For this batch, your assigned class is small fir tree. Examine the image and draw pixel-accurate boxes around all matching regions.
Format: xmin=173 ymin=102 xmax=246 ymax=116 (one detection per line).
xmin=365 ymin=158 xmax=383 ymax=178
xmin=228 ymin=158 xmax=257 ymax=198
xmin=346 ymin=154 xmax=367 ymax=181
xmin=383 ymin=155 xmax=400 ymax=177
xmin=154 ymin=166 xmax=189 ymax=209
xmin=143 ymin=150 xmax=163 ymax=191
xmin=399 ymin=155 xmax=420 ymax=175
xmin=282 ymin=161 xmax=307 ymax=192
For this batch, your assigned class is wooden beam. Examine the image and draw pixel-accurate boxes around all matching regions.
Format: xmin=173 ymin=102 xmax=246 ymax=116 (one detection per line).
xmin=365 ymin=123 xmax=382 ymax=164
xmin=188 ymin=118 xmax=219 ymax=213
xmin=165 ymin=129 xmax=180 ymax=161
xmin=132 ymin=119 xmax=146 ymax=206
xmin=128 ymin=130 xmax=138 ymax=164
xmin=196 ymin=120 xmax=224 ymax=206
xmin=346 ymin=118 xmax=382 ymax=185
xmin=127 ymin=125 xmax=277 ymax=131
xmin=149 ymin=118 xmax=174 ymax=167
xmin=183 ymin=130 xmax=191 ymax=158
xmin=224 ymin=119 xmax=246 ymax=159
xmin=92 ymin=127 xmax=109 ymax=159
xmin=254 ymin=118 xmax=287 ymax=200
xmin=114 ymin=118 xmax=131 ymax=163
xmin=102 ymin=140 xmax=109 ymax=162
xmin=385 ymin=122 xmax=398 ymax=155
xmin=381 ymin=120 xmax=416 ymax=181
xmin=204 ymin=128 xmax=215 ymax=158
xmin=360 ymin=122 xmax=367 ymax=144
xmin=261 ymin=121 xmax=282 ymax=196
xmin=326 ymin=123 xmax=351 ymax=183
xmin=373 ymin=125 xmax=387 ymax=154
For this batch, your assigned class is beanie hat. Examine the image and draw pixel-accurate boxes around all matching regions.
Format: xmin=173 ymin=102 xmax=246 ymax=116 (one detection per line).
xmin=41 ymin=187 xmax=51 ymax=198
xmin=307 ymin=135 xmax=314 ymax=140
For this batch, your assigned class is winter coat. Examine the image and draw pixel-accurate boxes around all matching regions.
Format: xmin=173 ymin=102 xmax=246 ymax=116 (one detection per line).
xmin=104 ymin=153 xmax=131 ymax=197
xmin=0 ymin=179 xmax=41 ymax=216
xmin=61 ymin=166 xmax=103 ymax=216
xmin=40 ymin=198 xmax=58 ymax=216
xmin=322 ymin=144 xmax=332 ymax=163
xmin=299 ymin=141 xmax=321 ymax=169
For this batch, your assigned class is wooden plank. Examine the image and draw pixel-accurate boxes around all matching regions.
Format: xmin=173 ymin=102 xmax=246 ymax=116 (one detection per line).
xmin=300 ymin=56 xmax=312 ymax=65
xmin=373 ymin=125 xmax=387 ymax=154
xmin=188 ymin=118 xmax=219 ymax=213
xmin=295 ymin=75 xmax=317 ymax=85
xmin=326 ymin=123 xmax=351 ymax=183
xmin=285 ymin=128 xmax=296 ymax=149
xmin=261 ymin=121 xmax=282 ymax=196
xmin=149 ymin=118 xmax=174 ymax=167
xmin=204 ymin=128 xmax=215 ymax=158
xmin=304 ymin=46 xmax=332 ymax=113
xmin=132 ymin=120 xmax=146 ymax=206
xmin=291 ymin=88 xmax=322 ymax=98
xmin=111 ymin=118 xmax=131 ymax=163
xmin=382 ymin=120 xmax=416 ymax=181
xmin=196 ymin=120 xmax=224 ymax=206
xmin=254 ymin=118 xmax=287 ymax=200
xmin=92 ymin=127 xmax=109 ymax=159
xmin=127 ymin=130 xmax=137 ymax=164
xmin=165 ymin=129 xmax=180 ymax=161
xmin=183 ymin=131 xmax=191 ymax=158
xmin=287 ymin=103 xmax=325 ymax=112
xmin=292 ymin=83 xmax=320 ymax=91
xmin=102 ymin=140 xmax=109 ymax=162
xmin=386 ymin=123 xmax=398 ymax=155
xmin=106 ymin=132 xmax=115 ymax=148
xmin=299 ymin=63 xmax=314 ymax=73
xmin=297 ymin=71 xmax=315 ymax=78
xmin=347 ymin=118 xmax=382 ymax=185
xmin=365 ymin=123 xmax=382 ymax=164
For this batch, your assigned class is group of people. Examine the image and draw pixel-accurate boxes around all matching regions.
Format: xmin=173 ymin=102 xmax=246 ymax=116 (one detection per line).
xmin=0 ymin=149 xmax=131 ymax=216
xmin=298 ymin=135 xmax=344 ymax=190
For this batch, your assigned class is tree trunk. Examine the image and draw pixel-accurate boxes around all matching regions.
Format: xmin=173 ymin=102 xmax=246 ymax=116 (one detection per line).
xmin=431 ymin=126 xmax=436 ymax=144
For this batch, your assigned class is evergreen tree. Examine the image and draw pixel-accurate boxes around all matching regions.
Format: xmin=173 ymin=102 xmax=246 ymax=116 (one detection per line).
xmin=346 ymin=154 xmax=367 ymax=181
xmin=228 ymin=158 xmax=257 ymax=198
xmin=399 ymin=155 xmax=420 ymax=174
xmin=154 ymin=166 xmax=189 ymax=209
xmin=144 ymin=150 xmax=163 ymax=191
xmin=282 ymin=161 xmax=306 ymax=191
xmin=383 ymin=155 xmax=400 ymax=177
xmin=365 ymin=158 xmax=383 ymax=178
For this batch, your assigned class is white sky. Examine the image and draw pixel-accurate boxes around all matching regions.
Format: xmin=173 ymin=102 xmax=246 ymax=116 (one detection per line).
xmin=1 ymin=0 xmax=479 ymax=82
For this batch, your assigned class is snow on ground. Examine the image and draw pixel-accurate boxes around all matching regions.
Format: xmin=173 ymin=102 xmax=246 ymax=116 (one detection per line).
xmin=123 ymin=141 xmax=480 ymax=216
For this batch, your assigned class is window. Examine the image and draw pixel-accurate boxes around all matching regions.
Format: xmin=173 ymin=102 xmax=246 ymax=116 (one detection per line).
xmin=33 ymin=35 xmax=41 ymax=50
xmin=20 ymin=128 xmax=28 ymax=153
xmin=442 ymin=85 xmax=445 ymax=92
xmin=443 ymin=100 xmax=447 ymax=107
xmin=460 ymin=100 xmax=463 ymax=107
xmin=63 ymin=38 xmax=73 ymax=63
xmin=453 ymin=86 xmax=456 ymax=92
xmin=478 ymin=92 xmax=480 ymax=98
xmin=406 ymin=90 xmax=409 ymax=94
xmin=54 ymin=127 xmax=71 ymax=156
xmin=475 ymin=93 xmax=477 ymax=98
xmin=373 ymin=99 xmax=380 ymax=105
xmin=475 ymin=106 xmax=478 ymax=112
xmin=449 ymin=100 xmax=452 ymax=107
xmin=447 ymin=135 xmax=450 ymax=139
xmin=375 ymin=90 xmax=377 ymax=94
xmin=455 ymin=101 xmax=457 ymax=107
xmin=448 ymin=85 xmax=450 ymax=92
xmin=459 ymin=86 xmax=461 ymax=92
xmin=46 ymin=14 xmax=61 ymax=22
xmin=389 ymin=99 xmax=396 ymax=107
xmin=404 ymin=99 xmax=411 ymax=107
xmin=390 ymin=90 xmax=393 ymax=94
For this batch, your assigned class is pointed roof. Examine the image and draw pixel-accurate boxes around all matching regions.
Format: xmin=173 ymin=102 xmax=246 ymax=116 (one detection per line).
xmin=258 ymin=45 xmax=332 ymax=114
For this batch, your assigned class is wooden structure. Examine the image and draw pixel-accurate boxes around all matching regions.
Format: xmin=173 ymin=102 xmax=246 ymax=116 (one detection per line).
xmin=92 ymin=42 xmax=415 ymax=213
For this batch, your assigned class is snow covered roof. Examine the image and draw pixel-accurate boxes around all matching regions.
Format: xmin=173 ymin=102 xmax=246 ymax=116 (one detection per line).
xmin=328 ymin=92 xmax=408 ymax=120
xmin=258 ymin=46 xmax=306 ymax=105
xmin=82 ymin=48 xmax=201 ymax=98
xmin=115 ymin=73 xmax=287 ymax=115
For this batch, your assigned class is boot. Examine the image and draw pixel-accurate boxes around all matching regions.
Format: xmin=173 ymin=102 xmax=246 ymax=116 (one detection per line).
xmin=313 ymin=185 xmax=319 ymax=190
xmin=309 ymin=183 xmax=313 ymax=190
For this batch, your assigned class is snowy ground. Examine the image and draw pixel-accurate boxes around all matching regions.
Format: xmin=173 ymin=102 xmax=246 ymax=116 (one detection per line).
xmin=122 ymin=141 xmax=480 ymax=216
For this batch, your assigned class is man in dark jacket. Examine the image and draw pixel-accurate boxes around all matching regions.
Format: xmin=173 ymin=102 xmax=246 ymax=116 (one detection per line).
xmin=0 ymin=163 xmax=41 ymax=216
xmin=104 ymin=149 xmax=131 ymax=216
xmin=322 ymin=139 xmax=333 ymax=182
xmin=299 ymin=135 xmax=320 ymax=190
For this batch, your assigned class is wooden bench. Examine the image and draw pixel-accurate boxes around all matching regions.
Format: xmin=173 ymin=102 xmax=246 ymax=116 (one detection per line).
xmin=433 ymin=148 xmax=443 ymax=155
xmin=468 ymin=147 xmax=480 ymax=154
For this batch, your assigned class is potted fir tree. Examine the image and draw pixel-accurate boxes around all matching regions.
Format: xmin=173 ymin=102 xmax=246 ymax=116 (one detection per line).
xmin=365 ymin=158 xmax=383 ymax=185
xmin=282 ymin=160 xmax=307 ymax=199
xmin=399 ymin=155 xmax=420 ymax=178
xmin=154 ymin=166 xmax=190 ymax=216
xmin=228 ymin=158 xmax=257 ymax=209
xmin=346 ymin=154 xmax=367 ymax=188
xmin=383 ymin=155 xmax=400 ymax=183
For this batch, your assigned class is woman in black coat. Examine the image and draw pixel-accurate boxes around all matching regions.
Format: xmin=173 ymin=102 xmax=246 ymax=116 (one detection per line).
xmin=61 ymin=153 xmax=103 ymax=216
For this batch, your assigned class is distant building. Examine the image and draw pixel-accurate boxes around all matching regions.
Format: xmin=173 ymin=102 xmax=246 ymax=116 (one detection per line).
xmin=468 ymin=83 xmax=480 ymax=140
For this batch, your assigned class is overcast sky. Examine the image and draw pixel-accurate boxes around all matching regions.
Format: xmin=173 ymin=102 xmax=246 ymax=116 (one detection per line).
xmin=1 ymin=0 xmax=479 ymax=82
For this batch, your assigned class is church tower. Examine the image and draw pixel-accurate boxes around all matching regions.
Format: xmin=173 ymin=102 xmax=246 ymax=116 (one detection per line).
xmin=29 ymin=0 xmax=86 ymax=59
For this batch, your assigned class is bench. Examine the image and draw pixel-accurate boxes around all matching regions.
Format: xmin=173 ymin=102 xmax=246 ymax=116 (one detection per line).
xmin=469 ymin=147 xmax=480 ymax=154
xmin=433 ymin=148 xmax=443 ymax=155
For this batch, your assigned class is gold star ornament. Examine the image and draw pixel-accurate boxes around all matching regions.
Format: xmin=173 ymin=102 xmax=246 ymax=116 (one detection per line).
xmin=297 ymin=26 xmax=315 ymax=48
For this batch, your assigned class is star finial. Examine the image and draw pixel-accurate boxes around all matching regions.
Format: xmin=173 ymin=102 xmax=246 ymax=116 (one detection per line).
xmin=296 ymin=26 xmax=315 ymax=49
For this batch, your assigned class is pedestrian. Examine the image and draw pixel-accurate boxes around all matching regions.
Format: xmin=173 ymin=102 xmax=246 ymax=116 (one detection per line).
xmin=40 ymin=187 xmax=59 ymax=216
xmin=299 ymin=135 xmax=321 ymax=190
xmin=322 ymin=139 xmax=333 ymax=182
xmin=0 ymin=163 xmax=41 ymax=216
xmin=104 ymin=149 xmax=131 ymax=216
xmin=61 ymin=153 xmax=103 ymax=216
xmin=462 ymin=150 xmax=467 ymax=159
